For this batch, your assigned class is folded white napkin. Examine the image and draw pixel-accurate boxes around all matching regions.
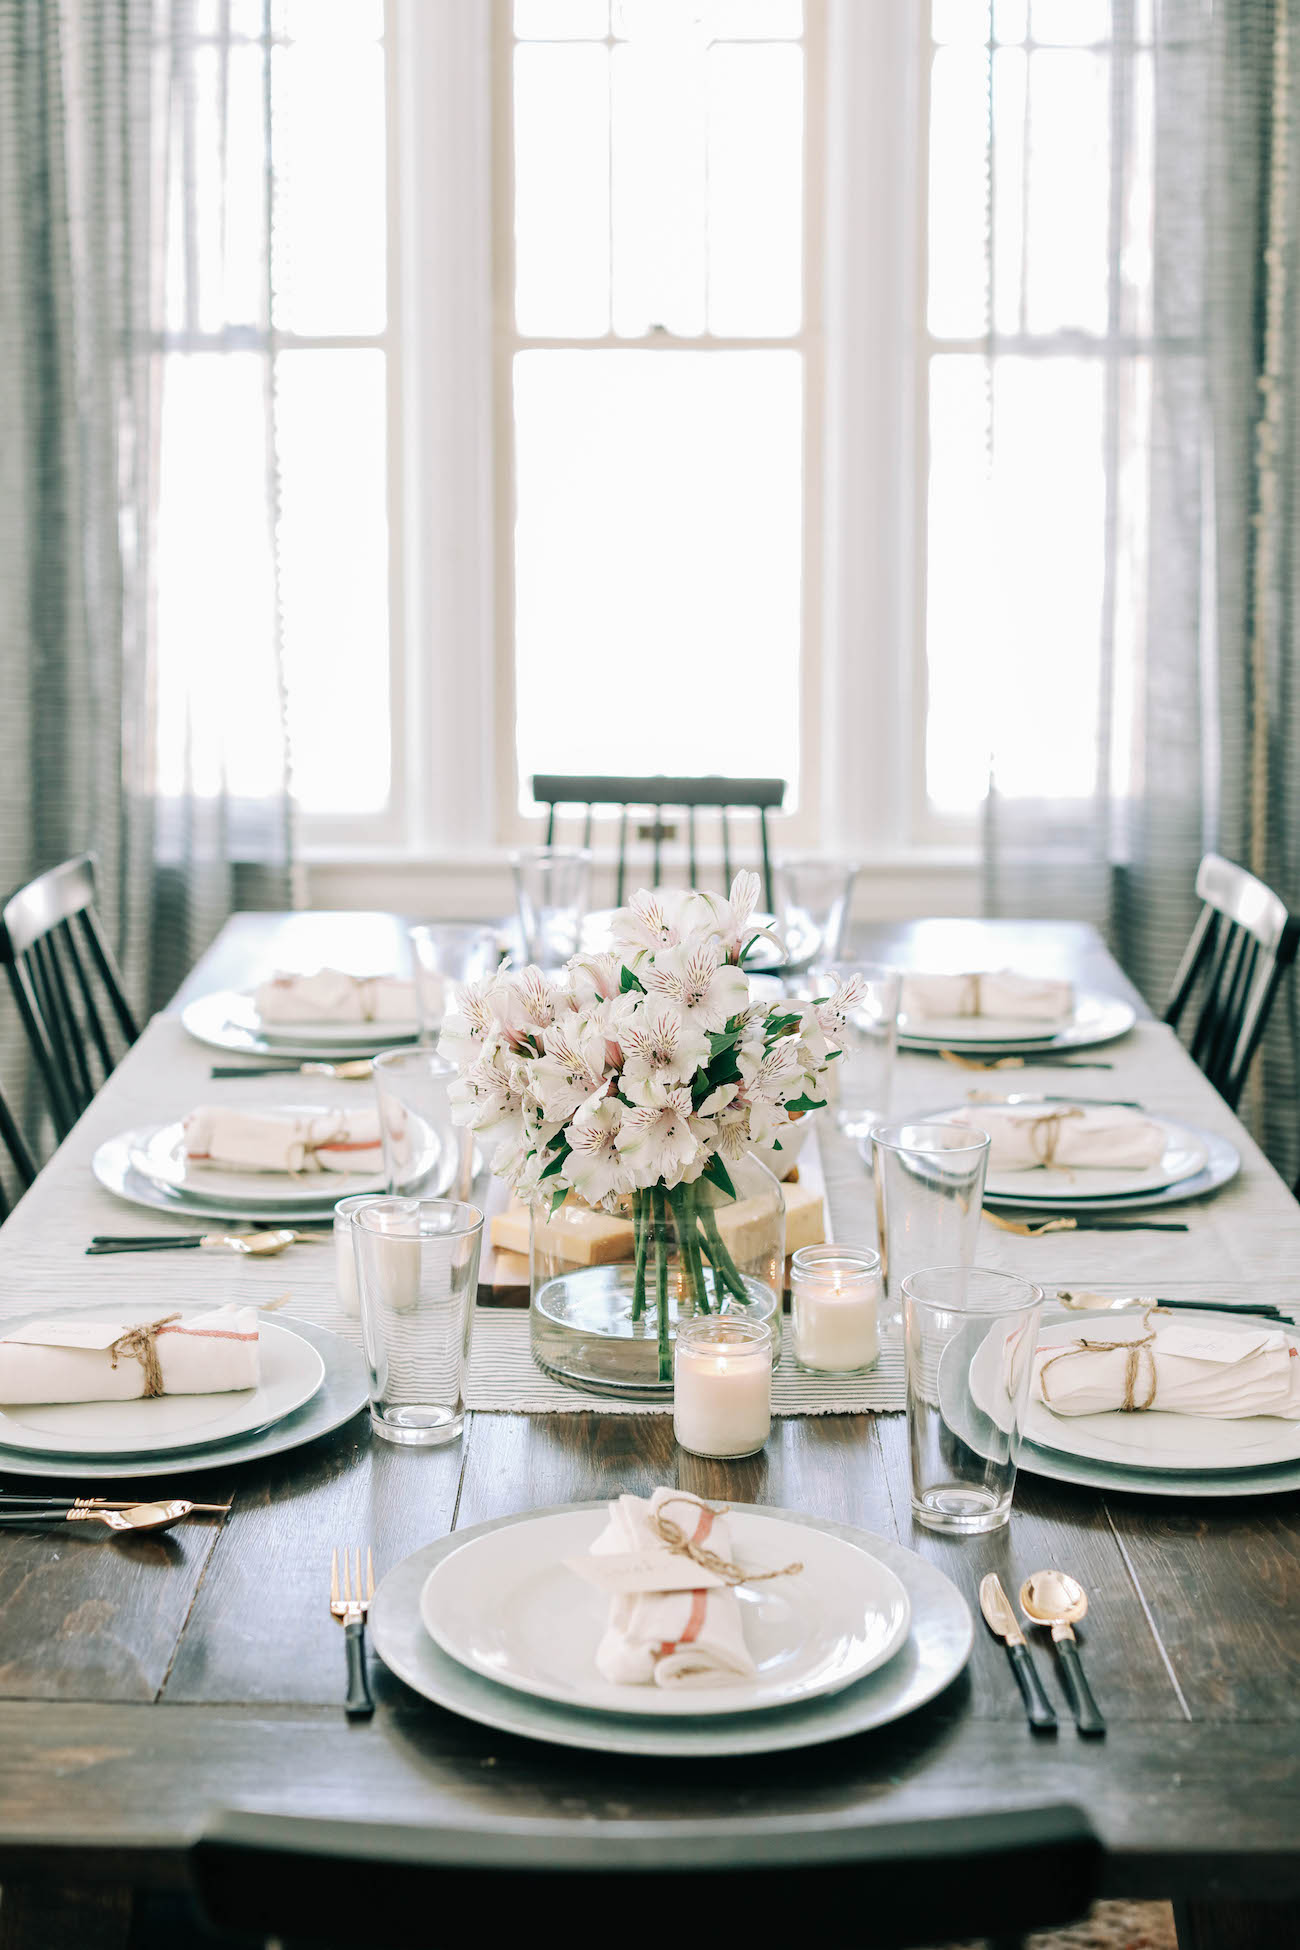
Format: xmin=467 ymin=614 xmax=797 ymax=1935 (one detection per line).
xmin=253 ymin=969 xmax=417 ymax=1025
xmin=183 ymin=1106 xmax=383 ymax=1176
xmin=951 ymin=1103 xmax=1166 ymax=1172
xmin=901 ymin=971 xmax=1074 ymax=1022
xmin=590 ymin=1489 xmax=757 ymax=1689
xmin=1005 ymin=1314 xmax=1300 ymax=1420
xmin=0 ymin=1305 xmax=260 ymax=1405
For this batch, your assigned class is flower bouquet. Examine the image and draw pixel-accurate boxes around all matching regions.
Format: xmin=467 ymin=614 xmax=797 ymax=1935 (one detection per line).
xmin=440 ymin=873 xmax=865 ymax=1394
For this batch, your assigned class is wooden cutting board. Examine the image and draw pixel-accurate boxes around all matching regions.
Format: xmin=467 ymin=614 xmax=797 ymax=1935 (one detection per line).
xmin=475 ymin=1123 xmax=834 ymax=1306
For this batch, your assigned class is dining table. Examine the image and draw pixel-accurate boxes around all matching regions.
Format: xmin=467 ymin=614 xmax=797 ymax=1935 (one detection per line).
xmin=0 ymin=909 xmax=1297 ymax=1950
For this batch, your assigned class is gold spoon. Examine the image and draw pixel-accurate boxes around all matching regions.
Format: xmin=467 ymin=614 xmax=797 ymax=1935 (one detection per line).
xmin=87 ymin=1229 xmax=312 ymax=1258
xmin=1018 ymin=1570 xmax=1106 ymax=1737
xmin=0 ymin=1499 xmax=208 ymax=1535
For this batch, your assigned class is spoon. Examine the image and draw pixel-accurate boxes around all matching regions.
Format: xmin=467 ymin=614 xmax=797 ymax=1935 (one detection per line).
xmin=1055 ymin=1290 xmax=1287 ymax=1321
xmin=209 ymin=1059 xmax=374 ymax=1079
xmin=0 ymin=1499 xmax=206 ymax=1535
xmin=87 ymin=1229 xmax=307 ymax=1257
xmin=1018 ymin=1569 xmax=1106 ymax=1737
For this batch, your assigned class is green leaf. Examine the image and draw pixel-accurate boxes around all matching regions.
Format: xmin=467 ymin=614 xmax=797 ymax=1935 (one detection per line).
xmin=771 ymin=1138 xmax=783 ymax=1151
xmin=763 ymin=1011 xmax=802 ymax=1041
xmin=739 ymin=931 xmax=764 ymax=964
xmin=702 ymin=1153 xmax=737 ymax=1201
xmin=538 ymin=1140 xmax=571 ymax=1182
xmin=783 ymin=1092 xmax=827 ymax=1116
xmin=549 ymin=1187 xmax=568 ymax=1217
xmin=707 ymin=1024 xmax=744 ymax=1058
xmin=619 ymin=965 xmax=646 ymax=994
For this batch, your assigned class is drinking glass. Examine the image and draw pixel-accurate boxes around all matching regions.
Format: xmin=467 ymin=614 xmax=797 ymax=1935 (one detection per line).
xmin=353 ymin=1197 xmax=483 ymax=1445
xmin=778 ymin=855 xmax=859 ymax=966
xmin=372 ymin=1048 xmax=473 ymax=1201
xmin=511 ymin=845 xmax=591 ymax=968
xmin=902 ymin=1266 xmax=1044 ymax=1534
xmin=870 ymin=1121 xmax=991 ymax=1329
xmin=333 ymin=1192 xmax=384 ymax=1317
xmin=409 ymin=923 xmax=499 ymax=1040
xmin=808 ymin=961 xmax=900 ymax=1137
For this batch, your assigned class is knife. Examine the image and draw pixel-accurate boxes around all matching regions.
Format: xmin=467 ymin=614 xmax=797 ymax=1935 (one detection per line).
xmin=979 ymin=1573 xmax=1058 ymax=1733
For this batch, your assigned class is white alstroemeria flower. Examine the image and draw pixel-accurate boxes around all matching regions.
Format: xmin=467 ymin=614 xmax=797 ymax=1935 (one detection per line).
xmin=682 ymin=870 xmax=785 ymax=966
xmin=568 ymin=952 xmax=624 ymax=1007
xmin=644 ymin=939 xmax=749 ymax=1032
xmin=529 ymin=1014 xmax=611 ymax=1125
xmin=620 ymin=998 xmax=711 ymax=1091
xmin=695 ymin=1079 xmax=739 ymax=1118
xmin=448 ymin=1041 xmax=524 ymax=1141
xmin=489 ymin=965 xmax=561 ymax=1043
xmin=609 ymin=887 xmax=689 ymax=957
xmin=748 ymin=1034 xmax=801 ymax=1101
xmin=566 ymin=1094 xmax=634 ymax=1208
xmin=436 ymin=975 xmax=500 ymax=1069
xmin=615 ymin=1079 xmax=699 ymax=1186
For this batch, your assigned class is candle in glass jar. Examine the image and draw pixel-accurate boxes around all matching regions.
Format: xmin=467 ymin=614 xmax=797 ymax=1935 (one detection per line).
xmin=791 ymin=1245 xmax=881 ymax=1375
xmin=673 ymin=1318 xmax=773 ymax=1459
xmin=334 ymin=1195 xmax=379 ymax=1317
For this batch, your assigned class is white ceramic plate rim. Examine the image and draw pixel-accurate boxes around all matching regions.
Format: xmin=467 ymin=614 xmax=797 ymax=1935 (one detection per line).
xmin=967 ymin=1309 xmax=1300 ymax=1472
xmin=0 ymin=1311 xmax=325 ymax=1458
xmin=919 ymin=1103 xmax=1210 ymax=1201
xmin=419 ymin=1508 xmax=911 ymax=1718
xmin=127 ymin=1116 xmax=384 ymax=1208
xmin=979 ymin=1127 xmax=1240 ymax=1212
xmin=898 ymin=992 xmax=1136 ymax=1054
xmin=180 ymin=991 xmax=417 ymax=1060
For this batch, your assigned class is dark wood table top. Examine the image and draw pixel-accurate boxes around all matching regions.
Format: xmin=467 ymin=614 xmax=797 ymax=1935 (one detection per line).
xmin=1 ymin=913 xmax=1296 ymax=1930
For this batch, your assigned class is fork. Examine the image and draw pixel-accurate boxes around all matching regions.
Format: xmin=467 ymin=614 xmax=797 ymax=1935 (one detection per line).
xmin=330 ymin=1546 xmax=376 ymax=1719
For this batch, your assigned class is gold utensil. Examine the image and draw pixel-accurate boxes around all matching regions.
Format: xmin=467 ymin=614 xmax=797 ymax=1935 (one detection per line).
xmin=87 ymin=1229 xmax=311 ymax=1257
xmin=1055 ymin=1289 xmax=1287 ymax=1321
xmin=0 ymin=1499 xmax=206 ymax=1535
xmin=984 ymin=1212 xmax=1189 ymax=1236
xmin=330 ymin=1545 xmax=376 ymax=1719
xmin=1018 ymin=1570 xmax=1105 ymax=1737
xmin=978 ymin=1574 xmax=1057 ymax=1732
xmin=0 ymin=1495 xmax=230 ymax=1514
xmin=209 ymin=1060 xmax=374 ymax=1079
xmin=938 ymin=1050 xmax=1113 ymax=1072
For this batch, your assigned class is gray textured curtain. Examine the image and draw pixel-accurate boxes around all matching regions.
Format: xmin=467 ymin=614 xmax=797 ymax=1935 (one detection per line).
xmin=980 ymin=0 xmax=1300 ymax=1182
xmin=0 ymin=0 xmax=294 ymax=1092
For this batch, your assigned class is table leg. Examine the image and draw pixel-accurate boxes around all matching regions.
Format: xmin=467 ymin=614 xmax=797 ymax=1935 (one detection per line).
xmin=0 ymin=1884 xmax=132 ymax=1950
xmin=1174 ymin=1898 xmax=1300 ymax=1949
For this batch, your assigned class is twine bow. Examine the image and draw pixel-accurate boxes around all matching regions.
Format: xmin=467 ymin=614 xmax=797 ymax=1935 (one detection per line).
xmin=109 ymin=1313 xmax=181 ymax=1399
xmin=1025 ymin=1106 xmax=1084 ymax=1169
xmin=958 ymin=973 xmax=983 ymax=1017
xmin=648 ymin=1503 xmax=803 ymax=1587
xmin=1039 ymin=1305 xmax=1169 ymax=1413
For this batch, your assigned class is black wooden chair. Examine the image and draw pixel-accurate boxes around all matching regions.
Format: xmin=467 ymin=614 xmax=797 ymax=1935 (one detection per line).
xmin=1162 ymin=853 xmax=1300 ymax=1112
xmin=192 ymin=1803 xmax=1100 ymax=1949
xmin=0 ymin=1079 xmax=36 ymax=1222
xmin=532 ymin=773 xmax=786 ymax=910
xmin=0 ymin=855 xmax=140 ymax=1142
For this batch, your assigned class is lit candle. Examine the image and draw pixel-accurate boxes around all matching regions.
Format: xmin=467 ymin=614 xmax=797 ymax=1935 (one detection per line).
xmin=673 ymin=1317 xmax=773 ymax=1459
xmin=790 ymin=1245 xmax=881 ymax=1375
xmin=333 ymin=1196 xmax=371 ymax=1316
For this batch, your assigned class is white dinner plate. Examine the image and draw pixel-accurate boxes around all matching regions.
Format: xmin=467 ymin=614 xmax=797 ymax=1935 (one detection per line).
xmin=127 ymin=1116 xmax=384 ymax=1210
xmin=181 ymin=990 xmax=419 ymax=1061
xmin=967 ymin=1308 xmax=1300 ymax=1473
xmin=919 ymin=1101 xmax=1210 ymax=1202
xmin=372 ymin=1504 xmax=971 ymax=1758
xmin=898 ymin=991 xmax=1136 ymax=1055
xmin=0 ymin=1311 xmax=325 ymax=1458
xmin=420 ymin=1507 xmax=911 ymax=1718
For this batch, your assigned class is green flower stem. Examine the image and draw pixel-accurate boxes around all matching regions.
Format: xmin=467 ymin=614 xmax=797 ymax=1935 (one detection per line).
xmin=631 ymin=1189 xmax=648 ymax=1322
xmin=668 ymin=1182 xmax=709 ymax=1315
xmin=681 ymin=1180 xmax=711 ymax=1312
xmin=697 ymin=1201 xmax=750 ymax=1306
xmin=653 ymin=1184 xmax=671 ymax=1383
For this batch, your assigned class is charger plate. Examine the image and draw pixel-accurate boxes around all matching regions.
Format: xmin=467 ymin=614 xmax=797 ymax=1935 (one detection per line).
xmin=370 ymin=1502 xmax=972 ymax=1758
xmin=982 ymin=1129 xmax=1240 ymax=1213
xmin=918 ymin=1101 xmax=1210 ymax=1202
xmin=0 ymin=1318 xmax=366 ymax=1482
xmin=128 ymin=1116 xmax=384 ymax=1209
xmin=182 ymin=990 xmax=418 ymax=1061
xmin=94 ymin=1130 xmax=342 ymax=1227
xmin=421 ymin=1507 xmax=911 ymax=1717
xmin=898 ymin=992 xmax=1135 ymax=1055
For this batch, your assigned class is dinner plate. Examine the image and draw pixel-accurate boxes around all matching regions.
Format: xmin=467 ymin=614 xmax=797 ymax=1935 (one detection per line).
xmin=917 ymin=1101 xmax=1210 ymax=1202
xmin=127 ymin=1116 xmax=384 ymax=1209
xmin=898 ymin=992 xmax=1136 ymax=1055
xmin=967 ymin=1309 xmax=1300 ymax=1473
xmin=981 ymin=1127 xmax=1240 ymax=1212
xmin=0 ymin=1316 xmax=366 ymax=1481
xmin=95 ymin=1129 xmax=345 ymax=1226
xmin=181 ymin=990 xmax=419 ymax=1061
xmin=420 ymin=1507 xmax=911 ymax=1718
xmin=371 ymin=1503 xmax=972 ymax=1758
xmin=0 ymin=1311 xmax=325 ymax=1458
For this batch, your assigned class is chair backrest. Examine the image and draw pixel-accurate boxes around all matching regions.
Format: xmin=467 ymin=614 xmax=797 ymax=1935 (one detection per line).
xmin=1162 ymin=853 xmax=1300 ymax=1110
xmin=0 ymin=1079 xmax=37 ymax=1223
xmin=532 ymin=774 xmax=786 ymax=909
xmin=0 ymin=855 xmax=140 ymax=1141
xmin=193 ymin=1803 xmax=1100 ymax=1948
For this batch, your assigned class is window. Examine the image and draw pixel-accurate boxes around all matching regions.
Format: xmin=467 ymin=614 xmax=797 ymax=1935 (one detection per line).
xmin=496 ymin=0 xmax=821 ymax=832
xmin=921 ymin=0 xmax=1156 ymax=821
xmin=155 ymin=0 xmax=395 ymax=835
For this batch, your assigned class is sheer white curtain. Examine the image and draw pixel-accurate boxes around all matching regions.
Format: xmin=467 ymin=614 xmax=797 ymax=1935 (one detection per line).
xmin=978 ymin=0 xmax=1300 ymax=1178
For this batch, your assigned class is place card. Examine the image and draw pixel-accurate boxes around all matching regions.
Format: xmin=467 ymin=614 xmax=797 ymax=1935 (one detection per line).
xmin=1155 ymin=1322 xmax=1285 ymax=1364
xmin=2 ymin=1319 xmax=126 ymax=1351
xmin=565 ymin=1551 xmax=730 ymax=1595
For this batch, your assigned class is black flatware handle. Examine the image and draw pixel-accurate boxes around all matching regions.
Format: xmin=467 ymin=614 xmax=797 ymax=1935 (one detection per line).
xmin=210 ymin=1065 xmax=304 ymax=1077
xmin=1076 ymin=1221 xmax=1190 ymax=1233
xmin=1056 ymin=1638 xmax=1105 ymax=1736
xmin=1007 ymin=1641 xmax=1057 ymax=1732
xmin=0 ymin=1514 xmax=74 ymax=1531
xmin=1156 ymin=1298 xmax=1286 ymax=1319
xmin=344 ymin=1619 xmax=374 ymax=1719
xmin=87 ymin=1240 xmax=204 ymax=1255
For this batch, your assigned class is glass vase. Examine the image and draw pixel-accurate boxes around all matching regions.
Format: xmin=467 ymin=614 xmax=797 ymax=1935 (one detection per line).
xmin=530 ymin=1153 xmax=785 ymax=1398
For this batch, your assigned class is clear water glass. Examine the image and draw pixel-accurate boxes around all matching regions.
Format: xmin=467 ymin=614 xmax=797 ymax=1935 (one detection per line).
xmin=778 ymin=855 xmax=859 ymax=966
xmin=511 ymin=845 xmax=591 ymax=967
xmin=870 ymin=1121 xmax=991 ymax=1329
xmin=902 ymin=1266 xmax=1044 ymax=1534
xmin=409 ymin=923 xmax=499 ymax=1039
xmin=808 ymin=961 xmax=900 ymax=1137
xmin=353 ymin=1197 xmax=484 ymax=1446
xmin=372 ymin=1048 xmax=473 ymax=1201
